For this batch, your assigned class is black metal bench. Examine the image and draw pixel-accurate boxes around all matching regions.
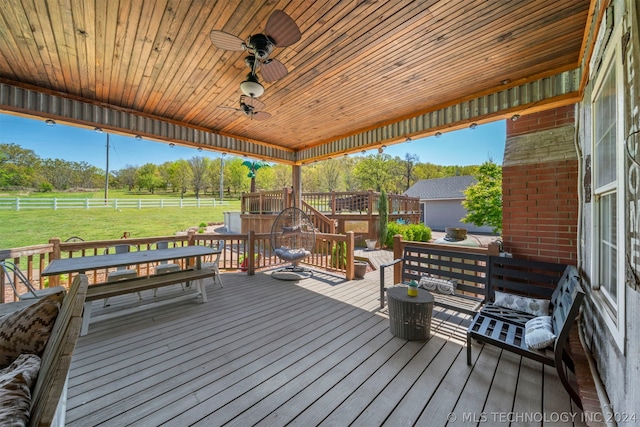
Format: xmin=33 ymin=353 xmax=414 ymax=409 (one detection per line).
xmin=379 ymin=243 xmax=490 ymax=315
xmin=466 ymin=264 xmax=585 ymax=409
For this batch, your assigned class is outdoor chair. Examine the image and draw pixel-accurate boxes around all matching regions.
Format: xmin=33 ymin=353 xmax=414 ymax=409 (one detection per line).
xmin=199 ymin=240 xmax=224 ymax=289
xmin=153 ymin=241 xmax=182 ymax=297
xmin=103 ymin=244 xmax=141 ymax=307
xmin=1 ymin=260 xmax=65 ymax=301
xmin=270 ymin=207 xmax=316 ymax=280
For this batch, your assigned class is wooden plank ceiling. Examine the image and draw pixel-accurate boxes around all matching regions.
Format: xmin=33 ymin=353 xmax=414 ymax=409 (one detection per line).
xmin=0 ymin=0 xmax=591 ymax=162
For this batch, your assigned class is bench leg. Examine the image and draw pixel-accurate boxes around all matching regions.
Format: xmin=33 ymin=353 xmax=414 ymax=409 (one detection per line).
xmin=197 ymin=280 xmax=208 ymax=303
xmin=467 ymin=334 xmax=472 ymax=365
xmin=81 ymin=301 xmax=92 ymax=336
xmin=555 ymin=357 xmax=583 ymax=410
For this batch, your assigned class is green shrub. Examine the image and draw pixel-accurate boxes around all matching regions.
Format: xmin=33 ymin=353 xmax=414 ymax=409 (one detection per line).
xmin=378 ymin=190 xmax=388 ymax=248
xmin=199 ymin=222 xmax=207 ymax=228
xmin=385 ymin=221 xmax=432 ymax=248
xmin=38 ymin=182 xmax=53 ymax=192
xmin=331 ymin=241 xmax=347 ymax=269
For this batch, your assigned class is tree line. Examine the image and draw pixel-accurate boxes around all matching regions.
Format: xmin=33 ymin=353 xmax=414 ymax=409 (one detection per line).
xmin=0 ymin=143 xmax=482 ymax=197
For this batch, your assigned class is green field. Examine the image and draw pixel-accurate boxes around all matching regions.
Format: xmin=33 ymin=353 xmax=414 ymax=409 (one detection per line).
xmin=0 ymin=191 xmax=241 ymax=249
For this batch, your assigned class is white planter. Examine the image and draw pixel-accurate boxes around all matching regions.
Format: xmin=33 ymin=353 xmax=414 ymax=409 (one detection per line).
xmin=365 ymin=239 xmax=377 ymax=250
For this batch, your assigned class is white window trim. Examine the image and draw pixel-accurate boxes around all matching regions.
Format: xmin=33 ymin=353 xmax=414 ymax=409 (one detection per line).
xmin=590 ymin=23 xmax=625 ymax=351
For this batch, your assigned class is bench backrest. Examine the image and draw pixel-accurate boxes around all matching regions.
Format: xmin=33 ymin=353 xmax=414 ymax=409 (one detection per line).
xmin=29 ymin=273 xmax=88 ymax=427
xmin=550 ymin=265 xmax=584 ymax=352
xmin=401 ymin=244 xmax=489 ymax=299
xmin=487 ymin=256 xmax=569 ymax=301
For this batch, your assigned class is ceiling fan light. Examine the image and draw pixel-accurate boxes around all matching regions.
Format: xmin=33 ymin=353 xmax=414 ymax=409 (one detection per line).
xmin=240 ymin=75 xmax=265 ymax=98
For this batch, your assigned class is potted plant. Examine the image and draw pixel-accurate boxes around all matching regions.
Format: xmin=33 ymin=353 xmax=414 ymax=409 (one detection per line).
xmin=353 ymin=260 xmax=368 ymax=279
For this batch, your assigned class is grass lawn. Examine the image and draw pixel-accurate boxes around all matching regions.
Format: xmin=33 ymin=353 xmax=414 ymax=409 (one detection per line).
xmin=0 ymin=202 xmax=240 ymax=249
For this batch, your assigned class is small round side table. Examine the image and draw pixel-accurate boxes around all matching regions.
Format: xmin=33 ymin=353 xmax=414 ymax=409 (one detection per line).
xmin=387 ymin=286 xmax=434 ymax=340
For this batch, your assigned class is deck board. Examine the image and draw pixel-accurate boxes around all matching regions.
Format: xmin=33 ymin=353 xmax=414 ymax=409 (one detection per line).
xmin=66 ymin=267 xmax=585 ymax=426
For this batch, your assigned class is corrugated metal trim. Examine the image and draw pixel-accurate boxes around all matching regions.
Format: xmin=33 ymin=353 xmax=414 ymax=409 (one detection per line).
xmin=0 ymin=83 xmax=295 ymax=163
xmin=296 ymin=69 xmax=582 ymax=163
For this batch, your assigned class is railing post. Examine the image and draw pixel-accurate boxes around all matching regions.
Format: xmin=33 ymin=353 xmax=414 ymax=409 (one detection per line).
xmin=48 ymin=238 xmax=62 ymax=287
xmin=368 ymin=190 xmax=374 ymax=215
xmin=331 ymin=191 xmax=336 ymax=216
xmin=248 ymin=230 xmax=256 ymax=275
xmin=393 ymin=234 xmax=403 ymax=284
xmin=346 ymin=231 xmax=355 ymax=280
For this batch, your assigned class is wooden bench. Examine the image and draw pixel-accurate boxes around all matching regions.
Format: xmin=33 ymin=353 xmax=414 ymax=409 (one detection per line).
xmin=380 ymin=243 xmax=490 ymax=315
xmin=31 ymin=273 xmax=88 ymax=426
xmin=81 ymin=268 xmax=214 ymax=336
xmin=466 ymin=264 xmax=585 ymax=408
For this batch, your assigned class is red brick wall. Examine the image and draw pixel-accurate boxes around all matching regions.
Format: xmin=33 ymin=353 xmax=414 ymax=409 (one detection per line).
xmin=506 ymin=105 xmax=575 ymax=137
xmin=502 ymin=106 xmax=578 ymax=265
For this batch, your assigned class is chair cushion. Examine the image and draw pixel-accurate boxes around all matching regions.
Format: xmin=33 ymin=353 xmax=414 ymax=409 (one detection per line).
xmin=493 ymin=291 xmax=550 ymax=316
xmin=0 ymin=354 xmax=42 ymax=427
xmin=524 ymin=316 xmax=556 ymax=350
xmin=0 ymin=292 xmax=63 ymax=368
xmin=275 ymin=248 xmax=310 ymax=262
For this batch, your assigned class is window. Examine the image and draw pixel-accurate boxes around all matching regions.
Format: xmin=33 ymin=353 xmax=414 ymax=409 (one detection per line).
xmin=591 ymin=28 xmax=624 ymax=349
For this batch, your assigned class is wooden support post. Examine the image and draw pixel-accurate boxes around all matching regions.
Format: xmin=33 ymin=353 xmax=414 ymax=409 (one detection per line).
xmin=48 ymin=238 xmax=61 ymax=287
xmin=393 ymin=234 xmax=403 ymax=285
xmin=346 ymin=231 xmax=355 ymax=280
xmin=248 ymin=230 xmax=255 ymax=275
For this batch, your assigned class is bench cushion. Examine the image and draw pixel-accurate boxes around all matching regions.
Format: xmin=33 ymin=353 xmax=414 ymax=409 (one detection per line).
xmin=493 ymin=290 xmax=550 ymax=316
xmin=0 ymin=353 xmax=41 ymax=426
xmin=524 ymin=316 xmax=556 ymax=350
xmin=419 ymin=276 xmax=457 ymax=295
xmin=0 ymin=292 xmax=64 ymax=368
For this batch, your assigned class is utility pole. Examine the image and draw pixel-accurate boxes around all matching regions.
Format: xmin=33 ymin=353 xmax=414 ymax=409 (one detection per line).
xmin=104 ymin=133 xmax=110 ymax=204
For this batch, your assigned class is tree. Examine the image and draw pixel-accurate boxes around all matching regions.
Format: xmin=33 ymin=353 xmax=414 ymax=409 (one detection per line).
xmin=353 ymin=154 xmax=392 ymax=192
xmin=188 ymin=156 xmax=209 ymax=198
xmin=168 ymin=160 xmax=192 ymax=197
xmin=0 ymin=143 xmax=40 ymax=187
xmin=227 ymin=158 xmax=250 ymax=196
xmin=136 ymin=163 xmax=161 ymax=193
xmin=113 ymin=165 xmax=138 ymax=191
xmin=402 ymin=153 xmax=419 ymax=191
xmin=242 ymin=160 xmax=270 ymax=192
xmin=461 ymin=161 xmax=502 ymax=233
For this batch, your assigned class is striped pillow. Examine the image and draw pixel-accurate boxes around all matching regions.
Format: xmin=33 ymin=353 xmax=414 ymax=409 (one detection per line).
xmin=0 ymin=292 xmax=64 ymax=369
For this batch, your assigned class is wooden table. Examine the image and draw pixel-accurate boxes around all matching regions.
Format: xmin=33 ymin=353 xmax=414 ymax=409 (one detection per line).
xmin=42 ymin=245 xmax=218 ymax=276
xmin=387 ymin=286 xmax=434 ymax=340
xmin=42 ymin=245 xmax=221 ymax=335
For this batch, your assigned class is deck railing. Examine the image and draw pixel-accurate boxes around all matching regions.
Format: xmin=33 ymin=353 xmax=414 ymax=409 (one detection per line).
xmin=241 ymin=190 xmax=420 ymax=217
xmin=1 ymin=231 xmax=355 ymax=303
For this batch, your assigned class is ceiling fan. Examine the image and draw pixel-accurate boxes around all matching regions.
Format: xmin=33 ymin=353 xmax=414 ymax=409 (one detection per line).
xmin=210 ymin=10 xmax=301 ymax=98
xmin=219 ymin=96 xmax=272 ymax=121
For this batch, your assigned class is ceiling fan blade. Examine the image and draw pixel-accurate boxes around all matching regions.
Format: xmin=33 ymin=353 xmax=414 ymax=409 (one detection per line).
xmin=265 ymin=10 xmax=301 ymax=47
xmin=210 ymin=30 xmax=245 ymax=51
xmin=241 ymin=96 xmax=266 ymax=110
xmin=253 ymin=111 xmax=272 ymax=121
xmin=218 ymin=106 xmax=240 ymax=111
xmin=260 ymin=59 xmax=288 ymax=82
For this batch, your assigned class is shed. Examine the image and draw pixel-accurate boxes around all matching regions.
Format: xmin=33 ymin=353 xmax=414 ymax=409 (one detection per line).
xmin=405 ymin=176 xmax=494 ymax=234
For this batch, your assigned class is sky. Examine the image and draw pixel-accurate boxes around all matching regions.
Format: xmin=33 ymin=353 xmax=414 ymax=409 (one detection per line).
xmin=0 ymin=112 xmax=505 ymax=170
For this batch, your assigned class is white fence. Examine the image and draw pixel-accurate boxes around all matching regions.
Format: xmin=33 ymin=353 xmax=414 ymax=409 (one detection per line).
xmin=0 ymin=198 xmax=230 ymax=210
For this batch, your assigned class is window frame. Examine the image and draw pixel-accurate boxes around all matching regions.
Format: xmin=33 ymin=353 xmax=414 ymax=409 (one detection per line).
xmin=590 ymin=24 xmax=625 ymax=351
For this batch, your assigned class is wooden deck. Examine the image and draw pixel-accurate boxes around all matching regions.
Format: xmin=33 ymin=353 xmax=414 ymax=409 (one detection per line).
xmin=66 ymin=266 xmax=586 ymax=426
